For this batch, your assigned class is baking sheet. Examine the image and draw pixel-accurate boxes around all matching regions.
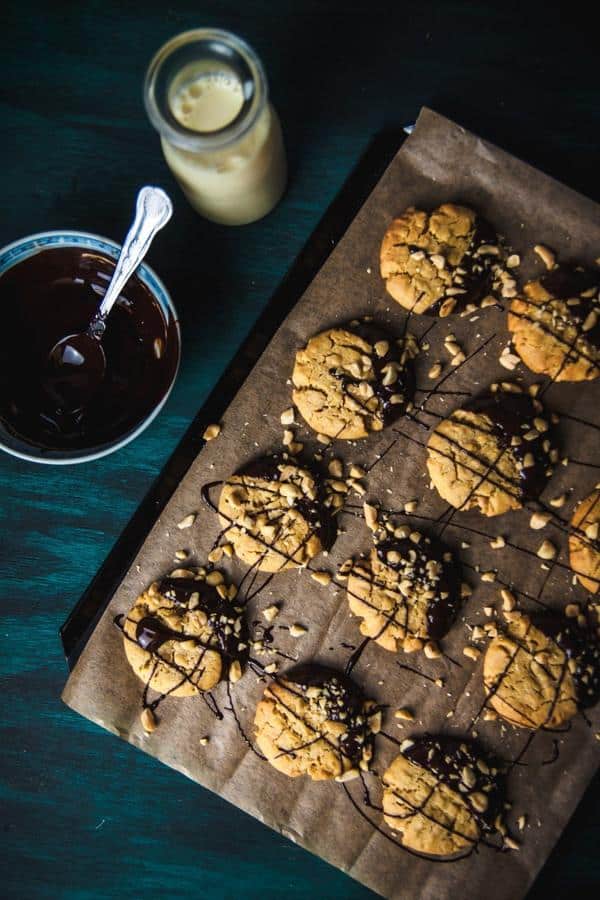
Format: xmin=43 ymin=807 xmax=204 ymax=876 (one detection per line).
xmin=62 ymin=107 xmax=600 ymax=900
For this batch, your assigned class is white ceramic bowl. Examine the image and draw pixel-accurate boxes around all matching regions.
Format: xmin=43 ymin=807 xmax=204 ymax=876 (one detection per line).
xmin=0 ymin=230 xmax=180 ymax=464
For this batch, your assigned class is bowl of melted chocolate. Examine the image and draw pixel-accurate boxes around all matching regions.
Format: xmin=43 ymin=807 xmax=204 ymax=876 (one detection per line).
xmin=0 ymin=231 xmax=180 ymax=463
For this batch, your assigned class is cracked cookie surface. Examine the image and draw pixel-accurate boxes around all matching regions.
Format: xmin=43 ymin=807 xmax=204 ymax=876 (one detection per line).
xmin=426 ymin=389 xmax=555 ymax=517
xmin=291 ymin=322 xmax=415 ymax=440
xmin=122 ymin=569 xmax=248 ymax=697
xmin=569 ymin=488 xmax=600 ymax=593
xmin=254 ymin=665 xmax=377 ymax=780
xmin=382 ymin=735 xmax=503 ymax=858
xmin=508 ymin=266 xmax=600 ymax=382
xmin=379 ymin=203 xmax=512 ymax=316
xmin=346 ymin=533 xmax=461 ymax=652
xmin=481 ymin=612 xmax=600 ymax=729
xmin=218 ymin=456 xmax=335 ymax=572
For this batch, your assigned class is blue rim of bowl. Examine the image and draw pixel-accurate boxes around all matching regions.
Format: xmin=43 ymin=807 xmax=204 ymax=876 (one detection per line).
xmin=0 ymin=230 xmax=181 ymax=465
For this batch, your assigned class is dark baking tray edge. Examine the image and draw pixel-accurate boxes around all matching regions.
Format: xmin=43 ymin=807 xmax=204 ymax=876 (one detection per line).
xmin=60 ymin=128 xmax=407 ymax=670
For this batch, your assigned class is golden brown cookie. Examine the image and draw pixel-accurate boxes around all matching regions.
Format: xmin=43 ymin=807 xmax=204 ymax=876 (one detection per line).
xmin=217 ymin=456 xmax=335 ymax=572
xmin=569 ymin=488 xmax=600 ymax=593
xmin=379 ymin=203 xmax=514 ymax=316
xmin=508 ymin=266 xmax=600 ymax=382
xmin=254 ymin=665 xmax=377 ymax=780
xmin=121 ymin=568 xmax=248 ymax=697
xmin=426 ymin=387 xmax=556 ymax=516
xmin=346 ymin=531 xmax=462 ymax=653
xmin=482 ymin=612 xmax=600 ymax=729
xmin=382 ymin=736 xmax=504 ymax=858
xmin=291 ymin=322 xmax=416 ymax=440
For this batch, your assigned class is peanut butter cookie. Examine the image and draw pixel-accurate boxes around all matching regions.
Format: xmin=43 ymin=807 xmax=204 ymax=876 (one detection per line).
xmin=346 ymin=532 xmax=461 ymax=652
xmin=426 ymin=388 xmax=556 ymax=516
xmin=380 ymin=203 xmax=513 ymax=316
xmin=569 ymin=488 xmax=600 ymax=593
xmin=254 ymin=665 xmax=378 ymax=780
xmin=482 ymin=612 xmax=600 ymax=729
xmin=382 ymin=735 xmax=504 ymax=858
xmin=121 ymin=569 xmax=248 ymax=697
xmin=508 ymin=266 xmax=600 ymax=382
xmin=217 ymin=456 xmax=335 ymax=573
xmin=291 ymin=322 xmax=416 ymax=440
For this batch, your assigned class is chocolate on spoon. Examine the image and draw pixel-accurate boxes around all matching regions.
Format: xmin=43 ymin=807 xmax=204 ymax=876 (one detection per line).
xmin=47 ymin=185 xmax=172 ymax=412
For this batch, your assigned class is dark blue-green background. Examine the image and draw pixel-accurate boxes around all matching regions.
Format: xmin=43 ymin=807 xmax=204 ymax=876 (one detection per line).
xmin=1 ymin=2 xmax=598 ymax=897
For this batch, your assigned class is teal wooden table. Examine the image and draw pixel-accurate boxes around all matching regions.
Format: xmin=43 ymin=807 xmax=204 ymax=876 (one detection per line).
xmin=1 ymin=2 xmax=598 ymax=897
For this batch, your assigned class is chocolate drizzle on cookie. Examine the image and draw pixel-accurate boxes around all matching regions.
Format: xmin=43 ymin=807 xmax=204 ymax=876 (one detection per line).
xmin=235 ymin=455 xmax=337 ymax=552
xmin=374 ymin=534 xmax=462 ymax=641
xmin=426 ymin=217 xmax=507 ymax=316
xmin=337 ymin=321 xmax=416 ymax=428
xmin=398 ymin=735 xmax=504 ymax=836
xmin=259 ymin=664 xmax=378 ymax=774
xmin=289 ymin=664 xmax=377 ymax=765
xmin=157 ymin=576 xmax=250 ymax=669
xmin=509 ymin=264 xmax=600 ymax=381
xmin=292 ymin=321 xmax=416 ymax=440
xmin=381 ymin=203 xmax=514 ymax=317
xmin=532 ymin=614 xmax=600 ymax=710
xmin=117 ymin=572 xmax=249 ymax=702
xmin=467 ymin=390 xmax=556 ymax=502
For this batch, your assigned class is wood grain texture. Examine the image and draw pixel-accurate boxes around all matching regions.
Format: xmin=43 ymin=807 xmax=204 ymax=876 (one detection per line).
xmin=0 ymin=1 xmax=598 ymax=898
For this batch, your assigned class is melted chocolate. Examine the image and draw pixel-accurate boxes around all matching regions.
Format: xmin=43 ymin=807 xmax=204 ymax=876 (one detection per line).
xmin=156 ymin=576 xmax=250 ymax=668
xmin=468 ymin=390 xmax=556 ymax=501
xmin=339 ymin=320 xmax=416 ymax=426
xmin=236 ymin=454 xmax=337 ymax=552
xmin=402 ymin=735 xmax=504 ymax=834
xmin=282 ymin=663 xmax=376 ymax=766
xmin=422 ymin=216 xmax=503 ymax=316
xmin=0 ymin=246 xmax=178 ymax=450
xmin=375 ymin=533 xmax=462 ymax=640
xmin=532 ymin=614 xmax=600 ymax=710
xmin=135 ymin=616 xmax=182 ymax=653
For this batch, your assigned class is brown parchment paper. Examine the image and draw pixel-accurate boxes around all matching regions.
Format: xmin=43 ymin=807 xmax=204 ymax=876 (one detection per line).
xmin=62 ymin=108 xmax=600 ymax=900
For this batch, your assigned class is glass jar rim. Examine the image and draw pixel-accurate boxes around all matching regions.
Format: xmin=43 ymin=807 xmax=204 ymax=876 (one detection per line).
xmin=143 ymin=28 xmax=268 ymax=153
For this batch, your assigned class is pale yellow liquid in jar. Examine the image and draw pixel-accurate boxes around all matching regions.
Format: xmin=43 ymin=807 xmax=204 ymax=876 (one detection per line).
xmin=163 ymin=72 xmax=286 ymax=225
xmin=171 ymin=74 xmax=244 ymax=132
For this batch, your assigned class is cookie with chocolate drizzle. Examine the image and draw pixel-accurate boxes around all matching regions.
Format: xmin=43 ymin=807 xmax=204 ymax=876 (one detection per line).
xmin=217 ymin=456 xmax=336 ymax=572
xmin=426 ymin=385 xmax=557 ymax=517
xmin=254 ymin=664 xmax=379 ymax=780
xmin=508 ymin=265 xmax=600 ymax=382
xmin=379 ymin=203 xmax=514 ymax=316
xmin=121 ymin=568 xmax=248 ymax=698
xmin=291 ymin=321 xmax=416 ymax=440
xmin=382 ymin=735 xmax=505 ymax=859
xmin=346 ymin=528 xmax=462 ymax=653
xmin=569 ymin=487 xmax=600 ymax=593
xmin=482 ymin=611 xmax=600 ymax=730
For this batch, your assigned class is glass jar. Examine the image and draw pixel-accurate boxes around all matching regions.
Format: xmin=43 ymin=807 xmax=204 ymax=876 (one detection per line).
xmin=144 ymin=29 xmax=287 ymax=226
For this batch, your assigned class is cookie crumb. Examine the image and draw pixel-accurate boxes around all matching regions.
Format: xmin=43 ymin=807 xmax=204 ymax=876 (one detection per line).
xmin=203 ymin=423 xmax=221 ymax=441
xmin=140 ymin=708 xmax=157 ymax=733
xmin=549 ymin=494 xmax=566 ymax=508
xmin=533 ymin=244 xmax=556 ymax=270
xmin=289 ymin=623 xmax=307 ymax=637
xmin=529 ymin=511 xmax=550 ymax=530
xmin=311 ymin=570 xmax=332 ymax=586
xmin=177 ymin=514 xmax=196 ymax=530
xmin=463 ymin=645 xmax=481 ymax=661
xmin=199 ymin=736 xmax=210 ymax=746
xmin=394 ymin=708 xmax=415 ymax=721
xmin=537 ymin=539 xmax=556 ymax=560
xmin=229 ymin=660 xmax=242 ymax=683
xmin=263 ymin=605 xmax=279 ymax=623
xmin=335 ymin=768 xmax=360 ymax=783
xmin=280 ymin=407 xmax=295 ymax=425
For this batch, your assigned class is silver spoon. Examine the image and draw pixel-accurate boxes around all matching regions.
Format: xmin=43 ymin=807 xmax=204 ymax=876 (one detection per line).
xmin=48 ymin=185 xmax=173 ymax=410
